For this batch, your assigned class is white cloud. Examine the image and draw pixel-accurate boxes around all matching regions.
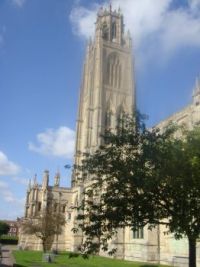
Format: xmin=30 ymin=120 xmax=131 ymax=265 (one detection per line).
xmin=0 ymin=171 xmax=25 ymax=219
xmin=0 ymin=34 xmax=3 ymax=46
xmin=10 ymin=0 xmax=26 ymax=8
xmin=69 ymin=0 xmax=200 ymax=64
xmin=0 ymin=181 xmax=13 ymax=202
xmin=0 ymin=26 xmax=6 ymax=48
xmin=12 ymin=176 xmax=29 ymax=186
xmin=70 ymin=4 xmax=98 ymax=39
xmin=0 ymin=151 xmax=20 ymax=176
xmin=190 ymin=0 xmax=200 ymax=10
xmin=0 ymin=193 xmax=25 ymax=219
xmin=0 ymin=180 xmax=25 ymax=205
xmin=0 ymin=180 xmax=8 ymax=188
xmin=29 ymin=126 xmax=75 ymax=159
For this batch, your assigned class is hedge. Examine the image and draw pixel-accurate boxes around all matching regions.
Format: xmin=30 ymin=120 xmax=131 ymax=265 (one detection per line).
xmin=0 ymin=235 xmax=18 ymax=245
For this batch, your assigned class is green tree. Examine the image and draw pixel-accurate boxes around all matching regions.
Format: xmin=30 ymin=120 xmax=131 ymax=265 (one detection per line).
xmin=74 ymin=114 xmax=200 ymax=267
xmin=0 ymin=221 xmax=10 ymax=237
xmin=21 ymin=205 xmax=66 ymax=252
xmin=153 ymin=126 xmax=200 ymax=267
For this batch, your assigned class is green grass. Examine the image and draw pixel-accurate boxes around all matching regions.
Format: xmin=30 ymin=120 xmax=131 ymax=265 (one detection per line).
xmin=13 ymin=250 xmax=171 ymax=267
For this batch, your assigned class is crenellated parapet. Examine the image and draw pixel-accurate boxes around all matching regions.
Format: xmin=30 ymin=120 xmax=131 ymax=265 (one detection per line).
xmin=24 ymin=170 xmax=73 ymax=219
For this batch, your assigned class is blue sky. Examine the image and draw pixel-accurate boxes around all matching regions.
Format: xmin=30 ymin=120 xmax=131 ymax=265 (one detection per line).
xmin=0 ymin=0 xmax=200 ymax=219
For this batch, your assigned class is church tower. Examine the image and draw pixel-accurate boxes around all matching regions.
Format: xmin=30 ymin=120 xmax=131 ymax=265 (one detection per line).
xmin=72 ymin=6 xmax=135 ymax=187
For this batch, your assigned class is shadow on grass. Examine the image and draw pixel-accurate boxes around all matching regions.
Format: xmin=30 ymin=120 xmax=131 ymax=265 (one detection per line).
xmin=141 ymin=265 xmax=159 ymax=267
xmin=68 ymin=252 xmax=80 ymax=258
xmin=14 ymin=263 xmax=44 ymax=267
xmin=14 ymin=265 xmax=44 ymax=267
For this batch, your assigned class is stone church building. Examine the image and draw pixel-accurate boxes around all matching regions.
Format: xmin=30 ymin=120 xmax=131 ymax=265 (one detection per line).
xmin=19 ymin=7 xmax=200 ymax=266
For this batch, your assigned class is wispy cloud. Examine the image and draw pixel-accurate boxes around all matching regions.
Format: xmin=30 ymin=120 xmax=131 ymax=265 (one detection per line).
xmin=0 ymin=180 xmax=25 ymax=219
xmin=0 ymin=34 xmax=3 ymax=46
xmin=0 ymin=151 xmax=21 ymax=176
xmin=0 ymin=180 xmax=8 ymax=188
xmin=12 ymin=176 xmax=29 ymax=186
xmin=0 ymin=26 xmax=6 ymax=49
xmin=70 ymin=3 xmax=99 ymax=40
xmin=10 ymin=0 xmax=26 ymax=8
xmin=29 ymin=126 xmax=75 ymax=159
xmin=0 ymin=180 xmax=25 ymax=204
xmin=190 ymin=0 xmax=200 ymax=10
xmin=69 ymin=0 xmax=200 ymax=65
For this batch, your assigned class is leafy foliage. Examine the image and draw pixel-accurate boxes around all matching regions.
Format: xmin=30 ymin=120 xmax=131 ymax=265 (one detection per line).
xmin=74 ymin=113 xmax=200 ymax=267
xmin=0 ymin=221 xmax=10 ymax=236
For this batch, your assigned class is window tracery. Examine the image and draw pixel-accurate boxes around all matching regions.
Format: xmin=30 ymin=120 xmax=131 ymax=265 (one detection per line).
xmin=106 ymin=53 xmax=121 ymax=89
xmin=117 ymin=106 xmax=125 ymax=130
xmin=102 ymin=22 xmax=109 ymax=40
xmin=105 ymin=110 xmax=112 ymax=129
xmin=112 ymin=20 xmax=116 ymax=40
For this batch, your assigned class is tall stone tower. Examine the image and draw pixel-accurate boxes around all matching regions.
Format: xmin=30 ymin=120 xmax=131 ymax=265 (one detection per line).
xmin=72 ymin=6 xmax=135 ymax=187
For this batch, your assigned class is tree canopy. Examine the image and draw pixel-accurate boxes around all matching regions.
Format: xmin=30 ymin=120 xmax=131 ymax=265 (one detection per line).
xmin=74 ymin=114 xmax=200 ymax=267
xmin=0 ymin=221 xmax=10 ymax=236
xmin=21 ymin=205 xmax=66 ymax=252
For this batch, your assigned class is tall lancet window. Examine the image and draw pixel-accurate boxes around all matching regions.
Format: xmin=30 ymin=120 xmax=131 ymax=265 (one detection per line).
xmin=106 ymin=53 xmax=121 ymax=89
xmin=117 ymin=106 xmax=125 ymax=132
xmin=112 ymin=20 xmax=117 ymax=40
xmin=105 ymin=110 xmax=112 ymax=129
xmin=102 ymin=22 xmax=109 ymax=40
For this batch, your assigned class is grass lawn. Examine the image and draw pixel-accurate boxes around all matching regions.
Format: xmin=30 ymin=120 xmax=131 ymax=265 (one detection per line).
xmin=13 ymin=250 xmax=171 ymax=267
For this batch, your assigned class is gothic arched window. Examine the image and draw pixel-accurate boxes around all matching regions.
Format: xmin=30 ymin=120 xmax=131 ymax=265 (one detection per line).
xmin=105 ymin=110 xmax=112 ymax=129
xmin=112 ymin=21 xmax=116 ymax=40
xmin=38 ymin=202 xmax=41 ymax=212
xmin=54 ymin=203 xmax=58 ymax=212
xmin=117 ymin=106 xmax=125 ymax=131
xmin=62 ymin=205 xmax=66 ymax=213
xmin=106 ymin=53 xmax=121 ymax=89
xmin=102 ymin=23 xmax=109 ymax=40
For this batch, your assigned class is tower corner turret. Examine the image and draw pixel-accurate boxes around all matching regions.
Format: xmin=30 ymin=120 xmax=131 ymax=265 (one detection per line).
xmin=42 ymin=170 xmax=49 ymax=189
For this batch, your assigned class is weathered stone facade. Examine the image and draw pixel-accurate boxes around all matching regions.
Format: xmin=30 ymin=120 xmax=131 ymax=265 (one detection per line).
xmin=19 ymin=170 xmax=74 ymax=251
xmin=72 ymin=6 xmax=135 ymax=188
xmin=19 ymin=6 xmax=200 ymax=266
